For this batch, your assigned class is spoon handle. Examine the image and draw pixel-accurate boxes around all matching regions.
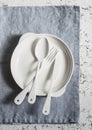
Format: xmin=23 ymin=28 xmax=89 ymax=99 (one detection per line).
xmin=28 ymin=62 xmax=40 ymax=104
xmin=14 ymin=70 xmax=36 ymax=105
xmin=14 ymin=81 xmax=33 ymax=105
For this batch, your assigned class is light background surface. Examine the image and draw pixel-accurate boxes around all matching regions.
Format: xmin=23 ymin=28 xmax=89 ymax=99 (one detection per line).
xmin=0 ymin=0 xmax=92 ymax=130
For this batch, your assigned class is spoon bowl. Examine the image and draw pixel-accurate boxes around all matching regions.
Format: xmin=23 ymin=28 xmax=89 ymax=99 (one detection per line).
xmin=35 ymin=38 xmax=49 ymax=61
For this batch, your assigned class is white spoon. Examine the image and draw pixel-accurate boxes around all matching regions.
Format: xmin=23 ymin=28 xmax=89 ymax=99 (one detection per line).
xmin=28 ymin=37 xmax=49 ymax=104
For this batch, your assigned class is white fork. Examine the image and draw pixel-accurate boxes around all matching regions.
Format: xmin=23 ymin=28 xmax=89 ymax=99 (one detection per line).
xmin=42 ymin=48 xmax=59 ymax=115
xmin=28 ymin=47 xmax=58 ymax=104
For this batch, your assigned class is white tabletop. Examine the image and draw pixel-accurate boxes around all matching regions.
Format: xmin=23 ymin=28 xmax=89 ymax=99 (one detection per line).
xmin=0 ymin=0 xmax=92 ymax=130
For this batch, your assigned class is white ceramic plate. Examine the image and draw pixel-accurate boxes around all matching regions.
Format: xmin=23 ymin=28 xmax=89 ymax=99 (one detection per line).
xmin=10 ymin=33 xmax=74 ymax=97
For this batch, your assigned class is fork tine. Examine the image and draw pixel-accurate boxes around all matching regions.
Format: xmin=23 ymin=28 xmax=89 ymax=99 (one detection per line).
xmin=43 ymin=47 xmax=58 ymax=65
xmin=47 ymin=49 xmax=57 ymax=61
xmin=48 ymin=50 xmax=57 ymax=62
xmin=43 ymin=48 xmax=55 ymax=64
xmin=49 ymin=51 xmax=57 ymax=63
xmin=47 ymin=52 xmax=55 ymax=62
xmin=45 ymin=48 xmax=55 ymax=60
xmin=46 ymin=48 xmax=56 ymax=61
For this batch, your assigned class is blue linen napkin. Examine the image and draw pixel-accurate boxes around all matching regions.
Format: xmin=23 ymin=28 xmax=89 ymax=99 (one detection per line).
xmin=0 ymin=6 xmax=80 ymax=124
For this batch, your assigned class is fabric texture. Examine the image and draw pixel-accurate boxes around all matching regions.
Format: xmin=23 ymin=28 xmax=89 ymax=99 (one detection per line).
xmin=0 ymin=6 xmax=80 ymax=124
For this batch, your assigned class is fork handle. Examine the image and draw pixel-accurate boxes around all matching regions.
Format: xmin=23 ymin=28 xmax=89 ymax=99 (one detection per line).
xmin=42 ymin=92 xmax=51 ymax=115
